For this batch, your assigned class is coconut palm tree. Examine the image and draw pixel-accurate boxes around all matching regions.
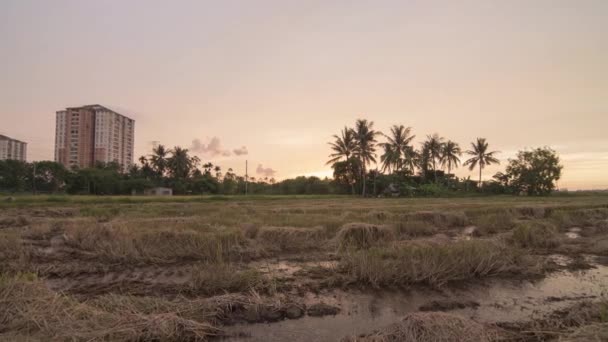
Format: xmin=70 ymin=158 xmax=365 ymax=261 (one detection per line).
xmin=380 ymin=144 xmax=398 ymax=173
xmin=167 ymin=147 xmax=200 ymax=179
xmin=326 ymin=127 xmax=357 ymax=165
xmin=422 ymin=134 xmax=444 ymax=182
xmin=328 ymin=127 xmax=359 ymax=195
xmin=440 ymin=140 xmax=462 ymax=175
xmin=402 ymin=146 xmax=419 ymax=174
xmin=353 ymin=119 xmax=380 ymax=196
xmin=380 ymin=125 xmax=416 ymax=173
xmin=149 ymin=144 xmax=169 ymax=178
xmin=464 ymin=138 xmax=500 ymax=187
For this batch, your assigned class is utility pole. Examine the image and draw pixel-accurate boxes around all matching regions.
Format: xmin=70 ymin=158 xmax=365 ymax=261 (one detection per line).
xmin=245 ymin=160 xmax=248 ymax=195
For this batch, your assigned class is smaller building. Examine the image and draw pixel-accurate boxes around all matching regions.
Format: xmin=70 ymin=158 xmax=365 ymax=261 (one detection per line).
xmin=0 ymin=135 xmax=27 ymax=161
xmin=144 ymin=187 xmax=173 ymax=196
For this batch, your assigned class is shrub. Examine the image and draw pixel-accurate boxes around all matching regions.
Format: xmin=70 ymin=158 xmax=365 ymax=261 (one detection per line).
xmin=336 ymin=223 xmax=395 ymax=251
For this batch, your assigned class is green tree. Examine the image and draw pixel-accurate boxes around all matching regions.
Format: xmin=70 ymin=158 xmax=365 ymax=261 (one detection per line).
xmin=332 ymin=157 xmax=362 ymax=195
xmin=505 ymin=147 xmax=563 ymax=195
xmin=464 ymin=138 xmax=500 ymax=187
xmin=353 ymin=119 xmax=380 ymax=196
xmin=31 ymin=161 xmax=68 ymax=193
xmin=0 ymin=160 xmax=29 ymax=192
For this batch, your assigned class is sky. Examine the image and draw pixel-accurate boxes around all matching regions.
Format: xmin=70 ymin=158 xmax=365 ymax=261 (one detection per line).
xmin=1 ymin=0 xmax=607 ymax=190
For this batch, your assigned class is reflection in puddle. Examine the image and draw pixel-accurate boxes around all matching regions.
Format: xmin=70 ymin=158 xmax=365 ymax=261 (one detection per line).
xmin=224 ymin=264 xmax=608 ymax=342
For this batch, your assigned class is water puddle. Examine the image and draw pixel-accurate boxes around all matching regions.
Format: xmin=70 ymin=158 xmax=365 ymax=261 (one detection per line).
xmin=223 ymin=264 xmax=608 ymax=342
xmin=250 ymin=260 xmax=338 ymax=277
xmin=565 ymin=227 xmax=582 ymax=239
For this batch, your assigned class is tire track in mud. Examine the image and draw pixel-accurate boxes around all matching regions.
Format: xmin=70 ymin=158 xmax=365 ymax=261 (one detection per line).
xmin=45 ymin=266 xmax=193 ymax=296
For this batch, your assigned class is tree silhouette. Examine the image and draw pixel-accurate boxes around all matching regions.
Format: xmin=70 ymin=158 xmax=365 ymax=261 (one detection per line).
xmin=440 ymin=140 xmax=462 ymax=175
xmin=380 ymin=125 xmax=415 ymax=173
xmin=464 ymin=138 xmax=500 ymax=187
xmin=353 ymin=119 xmax=380 ymax=196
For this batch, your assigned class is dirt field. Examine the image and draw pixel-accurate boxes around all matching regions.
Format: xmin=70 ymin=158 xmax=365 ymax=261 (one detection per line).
xmin=2 ymin=194 xmax=608 ymax=341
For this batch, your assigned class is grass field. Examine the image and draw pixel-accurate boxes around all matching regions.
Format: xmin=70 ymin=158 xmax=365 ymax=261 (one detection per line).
xmin=2 ymin=194 xmax=608 ymax=341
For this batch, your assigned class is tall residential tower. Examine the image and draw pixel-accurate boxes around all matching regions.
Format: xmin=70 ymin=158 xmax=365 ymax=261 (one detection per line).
xmin=0 ymin=135 xmax=27 ymax=161
xmin=54 ymin=105 xmax=134 ymax=171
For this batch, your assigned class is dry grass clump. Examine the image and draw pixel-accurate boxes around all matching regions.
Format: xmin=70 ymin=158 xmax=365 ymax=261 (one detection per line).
xmin=516 ymin=206 xmax=549 ymax=219
xmin=511 ymin=221 xmax=561 ymax=249
xmin=64 ymin=224 xmax=247 ymax=264
xmin=412 ymin=211 xmax=469 ymax=228
xmin=0 ymin=275 xmax=220 ymax=341
xmin=0 ymin=233 xmax=30 ymax=274
xmin=256 ymin=226 xmax=325 ymax=252
xmin=472 ymin=210 xmax=516 ymax=236
xmin=188 ymin=263 xmax=266 ymax=295
xmin=550 ymin=208 xmax=608 ymax=230
xmin=340 ymin=240 xmax=533 ymax=287
xmin=341 ymin=312 xmax=498 ymax=342
xmin=394 ymin=219 xmax=437 ymax=238
xmin=336 ymin=223 xmax=396 ymax=251
xmin=563 ymin=323 xmax=608 ymax=341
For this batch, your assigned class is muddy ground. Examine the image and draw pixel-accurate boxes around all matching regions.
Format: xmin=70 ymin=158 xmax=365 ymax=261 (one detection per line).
xmin=1 ymin=196 xmax=608 ymax=341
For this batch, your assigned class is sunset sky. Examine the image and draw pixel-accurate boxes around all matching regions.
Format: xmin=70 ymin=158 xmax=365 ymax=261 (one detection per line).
xmin=1 ymin=0 xmax=607 ymax=189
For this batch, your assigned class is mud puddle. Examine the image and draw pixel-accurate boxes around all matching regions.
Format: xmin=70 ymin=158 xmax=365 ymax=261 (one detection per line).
xmin=223 ymin=262 xmax=608 ymax=342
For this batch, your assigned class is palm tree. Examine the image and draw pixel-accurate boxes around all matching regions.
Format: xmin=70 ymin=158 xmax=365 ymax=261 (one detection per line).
xmin=327 ymin=127 xmax=358 ymax=195
xmin=380 ymin=125 xmax=415 ymax=173
xmin=167 ymin=147 xmax=199 ymax=179
xmin=440 ymin=140 xmax=462 ymax=175
xmin=149 ymin=144 xmax=169 ymax=178
xmin=326 ymin=127 xmax=357 ymax=165
xmin=214 ymin=165 xmax=222 ymax=180
xmin=464 ymin=138 xmax=500 ymax=187
xmin=402 ymin=146 xmax=419 ymax=174
xmin=353 ymin=119 xmax=380 ymax=197
xmin=422 ymin=134 xmax=444 ymax=182
xmin=380 ymin=144 xmax=398 ymax=173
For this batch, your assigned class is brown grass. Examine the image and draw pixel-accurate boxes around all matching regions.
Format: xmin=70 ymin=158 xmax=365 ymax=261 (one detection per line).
xmin=336 ymin=223 xmax=396 ymax=251
xmin=340 ymin=240 xmax=538 ymax=287
xmin=472 ymin=210 xmax=516 ymax=236
xmin=63 ymin=223 xmax=248 ymax=264
xmin=341 ymin=312 xmax=498 ymax=342
xmin=394 ymin=219 xmax=437 ymax=238
xmin=256 ymin=226 xmax=326 ymax=252
xmin=511 ymin=221 xmax=561 ymax=249
xmin=411 ymin=211 xmax=469 ymax=228
xmin=0 ymin=275 xmax=220 ymax=341
xmin=188 ymin=263 xmax=266 ymax=295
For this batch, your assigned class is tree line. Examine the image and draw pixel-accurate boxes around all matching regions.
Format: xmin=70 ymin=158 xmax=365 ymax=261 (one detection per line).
xmin=327 ymin=119 xmax=563 ymax=196
xmin=0 ymin=121 xmax=563 ymax=196
xmin=0 ymin=145 xmax=339 ymax=196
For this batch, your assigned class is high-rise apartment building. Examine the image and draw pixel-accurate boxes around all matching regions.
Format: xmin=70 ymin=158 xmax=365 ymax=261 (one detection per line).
xmin=0 ymin=135 xmax=27 ymax=161
xmin=54 ymin=105 xmax=134 ymax=171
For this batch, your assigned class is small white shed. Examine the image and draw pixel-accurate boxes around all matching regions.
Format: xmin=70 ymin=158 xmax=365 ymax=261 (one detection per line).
xmin=144 ymin=187 xmax=173 ymax=196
